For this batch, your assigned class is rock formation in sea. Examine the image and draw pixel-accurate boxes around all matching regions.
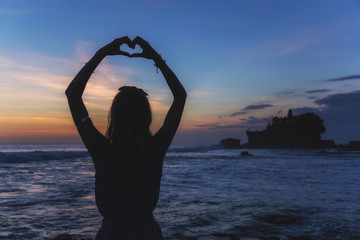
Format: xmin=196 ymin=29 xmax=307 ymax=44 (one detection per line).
xmin=220 ymin=138 xmax=241 ymax=149
xmin=246 ymin=109 xmax=332 ymax=148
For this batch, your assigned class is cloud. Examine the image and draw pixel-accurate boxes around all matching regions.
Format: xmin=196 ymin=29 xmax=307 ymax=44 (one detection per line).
xmin=278 ymin=88 xmax=330 ymax=99
xmin=240 ymin=116 xmax=271 ymax=127
xmin=243 ymin=104 xmax=273 ymax=111
xmin=253 ymin=34 xmax=320 ymax=58
xmin=4 ymin=71 xmax=71 ymax=91
xmin=277 ymin=90 xmax=299 ymax=97
xmin=195 ymin=123 xmax=245 ymax=129
xmin=313 ymin=90 xmax=360 ymax=143
xmin=219 ymin=103 xmax=274 ymax=119
xmin=211 ymin=89 xmax=360 ymax=143
xmin=75 ymin=40 xmax=96 ymax=63
xmin=262 ymin=90 xmax=360 ymax=143
xmin=220 ymin=104 xmax=273 ymax=119
xmin=307 ymin=96 xmax=319 ymax=100
xmin=0 ymin=43 xmax=134 ymax=99
xmin=0 ymin=43 xmax=173 ymax=142
xmin=305 ymin=89 xmax=331 ymax=94
xmin=326 ymin=75 xmax=360 ymax=82
xmin=195 ymin=115 xmax=271 ymax=129
xmin=0 ymin=57 xmax=44 ymax=71
xmin=314 ymin=90 xmax=360 ymax=107
xmin=218 ymin=110 xmax=247 ymax=118
xmin=229 ymin=111 xmax=247 ymax=117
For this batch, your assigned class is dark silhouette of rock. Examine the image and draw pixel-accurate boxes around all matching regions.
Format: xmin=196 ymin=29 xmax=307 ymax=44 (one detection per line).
xmin=246 ymin=109 xmax=326 ymax=148
xmin=349 ymin=141 xmax=360 ymax=150
xmin=319 ymin=139 xmax=336 ymax=148
xmin=240 ymin=151 xmax=252 ymax=156
xmin=220 ymin=138 xmax=241 ymax=149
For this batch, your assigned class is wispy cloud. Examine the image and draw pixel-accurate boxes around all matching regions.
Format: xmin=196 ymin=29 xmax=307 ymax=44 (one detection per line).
xmin=326 ymin=75 xmax=360 ymax=82
xmin=276 ymin=89 xmax=300 ymax=97
xmin=4 ymin=71 xmax=71 ymax=91
xmin=195 ymin=114 xmax=272 ymax=130
xmin=0 ymin=57 xmax=44 ymax=71
xmin=0 ymin=42 xmax=140 ymax=139
xmin=314 ymin=90 xmax=360 ymax=107
xmin=240 ymin=116 xmax=271 ymax=127
xmin=75 ymin=40 xmax=96 ymax=63
xmin=229 ymin=111 xmax=247 ymax=117
xmin=219 ymin=103 xmax=273 ymax=119
xmin=312 ymin=90 xmax=360 ymax=142
xmin=253 ymin=34 xmax=320 ymax=58
xmin=0 ymin=39 xmax=183 ymax=141
xmin=0 ymin=40 xmax=135 ymax=97
xmin=243 ymin=104 xmax=273 ymax=111
xmin=195 ymin=123 xmax=245 ymax=129
xmin=305 ymin=89 xmax=331 ymax=94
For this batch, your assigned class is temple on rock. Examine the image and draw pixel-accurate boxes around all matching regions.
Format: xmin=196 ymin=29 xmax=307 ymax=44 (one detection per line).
xmin=246 ymin=109 xmax=333 ymax=148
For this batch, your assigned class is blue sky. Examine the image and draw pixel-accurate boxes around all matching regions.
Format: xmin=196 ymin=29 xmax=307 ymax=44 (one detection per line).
xmin=1 ymin=0 xmax=360 ymax=145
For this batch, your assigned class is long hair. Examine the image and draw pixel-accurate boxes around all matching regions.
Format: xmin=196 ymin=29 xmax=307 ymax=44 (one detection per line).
xmin=106 ymin=86 xmax=152 ymax=157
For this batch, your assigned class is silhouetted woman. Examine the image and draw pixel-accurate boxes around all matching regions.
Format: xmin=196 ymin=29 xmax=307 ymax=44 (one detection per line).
xmin=65 ymin=36 xmax=186 ymax=239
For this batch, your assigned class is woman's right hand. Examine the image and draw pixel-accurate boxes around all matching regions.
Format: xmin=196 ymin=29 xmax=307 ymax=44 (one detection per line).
xmin=131 ymin=36 xmax=162 ymax=62
xmin=99 ymin=37 xmax=133 ymax=57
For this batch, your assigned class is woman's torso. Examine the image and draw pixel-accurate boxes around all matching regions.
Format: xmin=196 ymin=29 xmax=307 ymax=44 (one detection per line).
xmin=95 ymin=143 xmax=163 ymax=221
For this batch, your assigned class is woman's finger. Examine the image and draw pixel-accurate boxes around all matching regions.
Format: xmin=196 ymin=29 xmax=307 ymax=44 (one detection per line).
xmin=130 ymin=53 xmax=145 ymax=58
xmin=133 ymin=36 xmax=147 ymax=47
xmin=114 ymin=36 xmax=131 ymax=44
xmin=119 ymin=50 xmax=131 ymax=57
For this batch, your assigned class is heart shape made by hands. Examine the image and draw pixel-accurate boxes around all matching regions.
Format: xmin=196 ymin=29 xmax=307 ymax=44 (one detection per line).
xmin=120 ymin=43 xmax=143 ymax=56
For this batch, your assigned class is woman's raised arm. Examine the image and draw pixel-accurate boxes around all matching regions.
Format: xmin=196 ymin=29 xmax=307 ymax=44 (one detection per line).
xmin=65 ymin=37 xmax=132 ymax=170
xmin=132 ymin=36 xmax=187 ymax=155
xmin=65 ymin=37 xmax=132 ymax=124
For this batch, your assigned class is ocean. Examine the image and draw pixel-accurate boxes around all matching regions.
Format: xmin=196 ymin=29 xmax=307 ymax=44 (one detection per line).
xmin=0 ymin=144 xmax=359 ymax=240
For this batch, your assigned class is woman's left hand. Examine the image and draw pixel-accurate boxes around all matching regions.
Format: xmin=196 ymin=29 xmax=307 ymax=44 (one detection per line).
xmin=99 ymin=37 xmax=133 ymax=57
xmin=131 ymin=36 xmax=161 ymax=62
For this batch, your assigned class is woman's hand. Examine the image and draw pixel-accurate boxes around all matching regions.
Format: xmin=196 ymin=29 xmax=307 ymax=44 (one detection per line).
xmin=131 ymin=36 xmax=162 ymax=62
xmin=99 ymin=37 xmax=133 ymax=57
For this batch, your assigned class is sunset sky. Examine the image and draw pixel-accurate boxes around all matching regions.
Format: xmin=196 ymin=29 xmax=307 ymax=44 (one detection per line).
xmin=1 ymin=0 xmax=360 ymax=145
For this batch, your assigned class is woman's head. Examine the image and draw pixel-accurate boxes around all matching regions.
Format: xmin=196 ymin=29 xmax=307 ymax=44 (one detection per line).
xmin=106 ymin=86 xmax=152 ymax=147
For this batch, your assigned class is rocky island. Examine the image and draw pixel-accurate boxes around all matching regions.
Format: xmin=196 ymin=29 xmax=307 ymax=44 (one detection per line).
xmin=220 ymin=138 xmax=241 ymax=149
xmin=220 ymin=109 xmax=339 ymax=149
xmin=245 ymin=109 xmax=336 ymax=148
